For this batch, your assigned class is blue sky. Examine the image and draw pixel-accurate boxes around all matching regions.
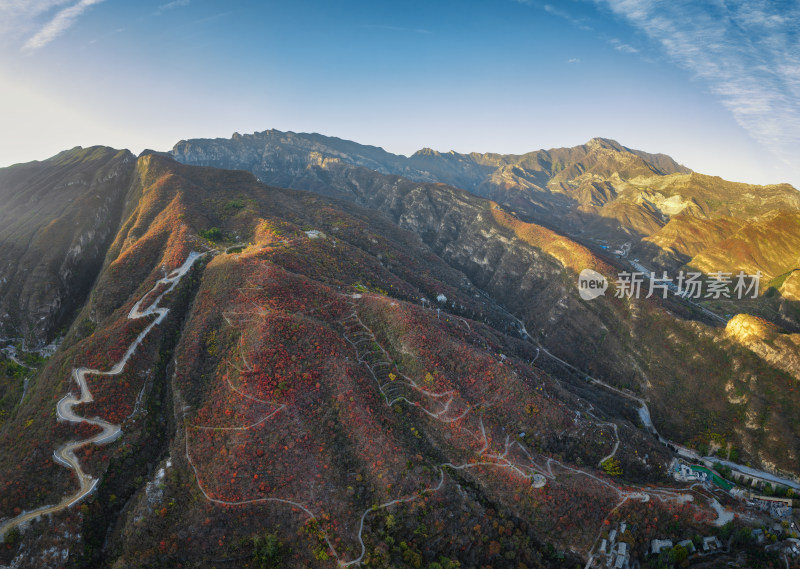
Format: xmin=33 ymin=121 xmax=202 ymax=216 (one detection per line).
xmin=0 ymin=0 xmax=798 ymax=188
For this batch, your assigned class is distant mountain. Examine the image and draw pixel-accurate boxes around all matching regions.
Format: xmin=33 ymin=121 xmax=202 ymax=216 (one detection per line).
xmin=172 ymin=130 xmax=690 ymax=193
xmin=0 ymin=146 xmax=135 ymax=344
xmin=173 ymin=130 xmax=800 ymax=276
xmin=171 ymin=131 xmax=693 ymax=219
xmin=173 ymin=130 xmax=800 ymax=319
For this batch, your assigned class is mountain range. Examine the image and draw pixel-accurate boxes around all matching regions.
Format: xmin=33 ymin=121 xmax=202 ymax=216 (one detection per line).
xmin=0 ymin=131 xmax=798 ymax=569
xmin=173 ymin=130 xmax=800 ymax=279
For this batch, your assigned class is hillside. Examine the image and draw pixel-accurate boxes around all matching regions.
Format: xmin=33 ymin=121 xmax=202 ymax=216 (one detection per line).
xmin=171 ymin=134 xmax=800 ymax=471
xmin=0 ymin=147 xmax=135 ymax=344
xmin=1 ymin=146 xmax=799 ymax=568
xmin=687 ymin=210 xmax=800 ymax=280
xmin=0 ymin=153 xmax=679 ymax=568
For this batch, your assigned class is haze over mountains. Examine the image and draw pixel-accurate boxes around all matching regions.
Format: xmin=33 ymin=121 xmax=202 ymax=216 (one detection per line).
xmin=0 ymin=131 xmax=799 ymax=569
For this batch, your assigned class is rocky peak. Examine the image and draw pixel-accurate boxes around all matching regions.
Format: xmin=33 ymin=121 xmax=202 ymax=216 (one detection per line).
xmin=411 ymin=147 xmax=441 ymax=158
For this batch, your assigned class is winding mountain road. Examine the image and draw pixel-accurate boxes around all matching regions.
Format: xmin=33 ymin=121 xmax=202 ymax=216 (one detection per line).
xmin=0 ymin=251 xmax=205 ymax=540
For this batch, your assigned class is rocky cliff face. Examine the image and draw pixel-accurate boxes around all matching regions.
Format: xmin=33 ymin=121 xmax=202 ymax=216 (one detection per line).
xmin=173 ymin=130 xmax=800 ymax=279
xmin=0 ymin=147 xmax=136 ymax=345
xmin=725 ymin=314 xmax=800 ymax=380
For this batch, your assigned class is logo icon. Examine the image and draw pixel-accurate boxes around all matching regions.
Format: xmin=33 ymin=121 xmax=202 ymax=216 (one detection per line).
xmin=578 ymin=269 xmax=608 ymax=300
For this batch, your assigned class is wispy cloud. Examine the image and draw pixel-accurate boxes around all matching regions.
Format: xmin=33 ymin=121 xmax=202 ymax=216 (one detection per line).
xmin=155 ymin=0 xmax=190 ymax=16
xmin=515 ymin=0 xmax=593 ymax=30
xmin=542 ymin=3 xmax=592 ymax=30
xmin=21 ymin=0 xmax=105 ymax=53
xmin=0 ymin=1 xmax=67 ymax=39
xmin=567 ymin=57 xmax=580 ymax=64
xmin=593 ymin=0 xmax=800 ymax=170
xmin=609 ymin=38 xmax=638 ymax=54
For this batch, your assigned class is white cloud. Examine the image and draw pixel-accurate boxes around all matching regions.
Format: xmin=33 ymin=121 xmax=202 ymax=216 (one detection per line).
xmin=21 ymin=0 xmax=105 ymax=52
xmin=593 ymin=0 xmax=800 ymax=173
xmin=155 ymin=0 xmax=190 ymax=16
xmin=610 ymin=38 xmax=638 ymax=54
xmin=0 ymin=1 xmax=69 ymax=39
xmin=567 ymin=57 xmax=580 ymax=63
xmin=513 ymin=0 xmax=592 ymax=29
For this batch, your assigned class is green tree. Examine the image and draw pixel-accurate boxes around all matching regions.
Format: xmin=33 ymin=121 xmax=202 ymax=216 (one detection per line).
xmin=669 ymin=545 xmax=688 ymax=564
xmin=385 ymin=513 xmax=396 ymax=529
xmin=252 ymin=532 xmax=289 ymax=569
xmin=733 ymin=527 xmax=753 ymax=545
xmin=200 ymin=227 xmax=224 ymax=242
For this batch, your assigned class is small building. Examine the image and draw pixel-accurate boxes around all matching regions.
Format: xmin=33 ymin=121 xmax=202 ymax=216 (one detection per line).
xmin=752 ymin=529 xmax=765 ymax=544
xmin=599 ymin=539 xmax=608 ymax=554
xmin=619 ymin=522 xmax=627 ymax=534
xmin=752 ymin=494 xmax=793 ymax=507
xmin=702 ymin=536 xmax=721 ymax=552
xmin=617 ymin=542 xmax=628 ymax=556
xmin=609 ymin=529 xmax=617 ymax=544
xmin=651 ymin=539 xmax=673 ymax=556
xmin=677 ymin=539 xmax=696 ymax=553
xmin=778 ymin=539 xmax=800 ymax=557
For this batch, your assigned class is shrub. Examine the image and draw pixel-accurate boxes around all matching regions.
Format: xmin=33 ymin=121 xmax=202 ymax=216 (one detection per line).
xmin=601 ymin=457 xmax=623 ymax=477
xmin=200 ymin=227 xmax=224 ymax=242
xmin=252 ymin=532 xmax=288 ymax=569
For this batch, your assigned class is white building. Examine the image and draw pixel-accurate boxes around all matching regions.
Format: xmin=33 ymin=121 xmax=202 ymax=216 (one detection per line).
xmin=677 ymin=539 xmax=696 ymax=553
xmin=651 ymin=539 xmax=673 ymax=556
xmin=702 ymin=536 xmax=721 ymax=552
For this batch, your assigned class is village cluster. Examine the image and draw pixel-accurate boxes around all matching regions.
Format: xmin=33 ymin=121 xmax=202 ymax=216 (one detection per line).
xmin=589 ymin=457 xmax=799 ymax=567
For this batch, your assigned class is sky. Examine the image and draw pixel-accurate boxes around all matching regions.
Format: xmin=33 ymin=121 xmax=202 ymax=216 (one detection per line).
xmin=0 ymin=0 xmax=798 ymax=188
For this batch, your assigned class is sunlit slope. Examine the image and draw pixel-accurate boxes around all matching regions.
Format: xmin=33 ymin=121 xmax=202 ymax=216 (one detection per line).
xmin=173 ymin=130 xmax=800 ymax=282
xmin=687 ymin=211 xmax=800 ymax=280
xmin=0 ymin=146 xmax=135 ymax=343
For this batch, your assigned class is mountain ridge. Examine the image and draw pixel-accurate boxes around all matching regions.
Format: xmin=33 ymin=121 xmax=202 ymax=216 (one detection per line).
xmin=2 ymin=138 xmax=800 ymax=569
xmin=0 ymin=146 xmax=136 ymax=344
xmin=172 ymin=128 xmax=800 ymax=302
